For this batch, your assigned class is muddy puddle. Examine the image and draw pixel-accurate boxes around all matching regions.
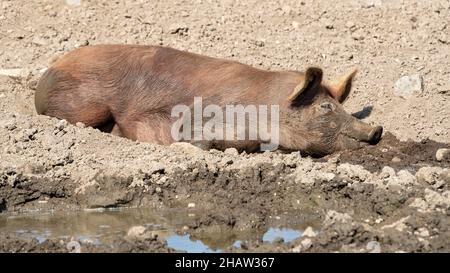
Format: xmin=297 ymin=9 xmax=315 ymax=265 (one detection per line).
xmin=0 ymin=208 xmax=319 ymax=253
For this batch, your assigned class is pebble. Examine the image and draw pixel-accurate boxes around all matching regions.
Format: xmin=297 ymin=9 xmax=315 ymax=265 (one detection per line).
xmin=436 ymin=148 xmax=450 ymax=161
xmin=394 ymin=74 xmax=423 ymax=98
xmin=300 ymin=238 xmax=312 ymax=250
xmin=302 ymin=226 xmax=317 ymax=237
xmin=170 ymin=142 xmax=203 ymax=154
xmin=66 ymin=241 xmax=81 ymax=253
xmin=75 ymin=122 xmax=86 ymax=128
xmin=126 ymin=225 xmax=157 ymax=241
xmin=224 ymin=148 xmax=238 ymax=156
xmin=366 ymin=241 xmax=381 ymax=253
xmin=188 ymin=202 xmax=196 ymax=208
xmin=127 ymin=226 xmax=146 ymax=238
xmin=391 ymin=157 xmax=401 ymax=163
xmin=55 ymin=119 xmax=68 ymax=131
xmin=415 ymin=227 xmax=430 ymax=237
xmin=416 ymin=167 xmax=445 ymax=186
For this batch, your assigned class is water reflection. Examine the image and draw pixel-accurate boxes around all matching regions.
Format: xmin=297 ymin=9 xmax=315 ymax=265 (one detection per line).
xmin=0 ymin=208 xmax=319 ymax=252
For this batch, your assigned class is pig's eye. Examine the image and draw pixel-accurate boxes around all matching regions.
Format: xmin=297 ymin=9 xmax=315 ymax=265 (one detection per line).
xmin=320 ymin=102 xmax=335 ymax=113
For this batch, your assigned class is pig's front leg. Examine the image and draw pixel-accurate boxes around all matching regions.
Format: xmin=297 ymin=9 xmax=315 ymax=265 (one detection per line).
xmin=117 ymin=115 xmax=174 ymax=145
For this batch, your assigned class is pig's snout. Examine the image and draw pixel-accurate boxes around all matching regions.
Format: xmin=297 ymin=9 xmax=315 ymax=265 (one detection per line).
xmin=343 ymin=119 xmax=383 ymax=146
xmin=368 ymin=126 xmax=383 ymax=144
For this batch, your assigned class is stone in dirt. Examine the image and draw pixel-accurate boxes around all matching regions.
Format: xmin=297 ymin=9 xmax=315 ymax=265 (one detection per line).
xmin=302 ymin=226 xmax=317 ymax=238
xmin=436 ymin=148 xmax=450 ymax=161
xmin=394 ymin=74 xmax=423 ymax=98
xmin=366 ymin=241 xmax=381 ymax=253
xmin=126 ymin=226 xmax=158 ymax=241
xmin=416 ymin=166 xmax=447 ymax=188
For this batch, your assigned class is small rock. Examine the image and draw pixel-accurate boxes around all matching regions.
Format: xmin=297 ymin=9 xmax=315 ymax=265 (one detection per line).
xmin=345 ymin=21 xmax=356 ymax=30
xmin=375 ymin=218 xmax=383 ymax=224
xmin=366 ymin=241 xmax=381 ymax=253
xmin=302 ymin=226 xmax=317 ymax=237
xmin=55 ymin=119 xmax=68 ymax=131
xmin=436 ymin=148 xmax=450 ymax=161
xmin=66 ymin=241 xmax=81 ymax=253
xmin=292 ymin=245 xmax=301 ymax=253
xmin=75 ymin=122 xmax=85 ymax=128
xmin=416 ymin=167 xmax=445 ymax=187
xmin=391 ymin=156 xmax=401 ymax=163
xmin=396 ymin=170 xmax=417 ymax=185
xmin=170 ymin=142 xmax=203 ymax=154
xmin=224 ymin=148 xmax=238 ymax=156
xmin=320 ymin=172 xmax=336 ymax=182
xmin=126 ymin=225 xmax=157 ymax=241
xmin=380 ymin=166 xmax=395 ymax=178
xmin=415 ymin=227 xmax=430 ymax=237
xmin=394 ymin=74 xmax=423 ymax=98
xmin=300 ymin=238 xmax=312 ymax=250
xmin=188 ymin=202 xmax=196 ymax=208
xmin=292 ymin=21 xmax=299 ymax=29
xmin=127 ymin=226 xmax=146 ymax=237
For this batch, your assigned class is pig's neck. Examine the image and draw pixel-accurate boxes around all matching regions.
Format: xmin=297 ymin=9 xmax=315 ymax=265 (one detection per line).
xmin=261 ymin=71 xmax=305 ymax=106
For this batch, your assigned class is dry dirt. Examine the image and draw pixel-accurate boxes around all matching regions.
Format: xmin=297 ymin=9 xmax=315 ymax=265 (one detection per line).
xmin=0 ymin=0 xmax=449 ymax=253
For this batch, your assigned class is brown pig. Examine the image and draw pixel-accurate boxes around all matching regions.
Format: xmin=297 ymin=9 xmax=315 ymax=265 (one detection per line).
xmin=35 ymin=45 xmax=382 ymax=155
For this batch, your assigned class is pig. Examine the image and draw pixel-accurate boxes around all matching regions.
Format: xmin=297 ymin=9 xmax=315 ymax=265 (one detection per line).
xmin=35 ymin=45 xmax=382 ymax=156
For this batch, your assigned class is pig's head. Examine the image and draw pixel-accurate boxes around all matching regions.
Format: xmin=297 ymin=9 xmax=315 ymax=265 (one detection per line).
xmin=279 ymin=67 xmax=383 ymax=156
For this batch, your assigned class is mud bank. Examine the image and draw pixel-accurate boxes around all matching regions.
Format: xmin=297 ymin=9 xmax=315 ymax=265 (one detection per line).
xmin=0 ymin=113 xmax=449 ymax=252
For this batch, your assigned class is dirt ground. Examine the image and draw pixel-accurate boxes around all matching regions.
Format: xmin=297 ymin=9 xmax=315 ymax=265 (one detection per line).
xmin=0 ymin=0 xmax=449 ymax=252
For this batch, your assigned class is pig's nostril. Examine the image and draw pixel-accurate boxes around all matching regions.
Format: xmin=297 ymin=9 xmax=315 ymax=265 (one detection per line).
xmin=368 ymin=126 xmax=383 ymax=144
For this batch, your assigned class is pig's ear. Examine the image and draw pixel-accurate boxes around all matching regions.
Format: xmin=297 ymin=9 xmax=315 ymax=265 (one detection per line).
xmin=328 ymin=69 xmax=358 ymax=103
xmin=287 ymin=67 xmax=323 ymax=104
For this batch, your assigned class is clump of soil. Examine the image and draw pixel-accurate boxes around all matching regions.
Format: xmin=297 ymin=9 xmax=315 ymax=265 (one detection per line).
xmin=325 ymin=132 xmax=450 ymax=173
